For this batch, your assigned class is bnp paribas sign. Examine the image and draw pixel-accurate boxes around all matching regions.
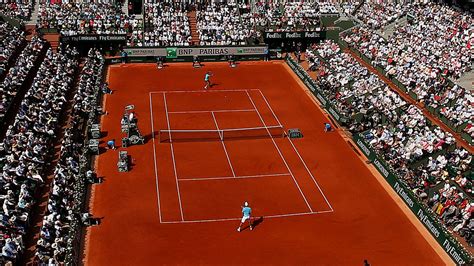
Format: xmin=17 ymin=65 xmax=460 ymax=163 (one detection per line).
xmin=125 ymin=46 xmax=268 ymax=58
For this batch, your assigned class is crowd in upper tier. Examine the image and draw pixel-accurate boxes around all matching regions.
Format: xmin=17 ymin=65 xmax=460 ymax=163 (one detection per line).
xmin=197 ymin=3 xmax=255 ymax=46
xmin=0 ymin=0 xmax=32 ymax=21
xmin=2 ymin=1 xmax=330 ymax=46
xmin=38 ymin=2 xmax=140 ymax=36
xmin=343 ymin=2 xmax=473 ymax=141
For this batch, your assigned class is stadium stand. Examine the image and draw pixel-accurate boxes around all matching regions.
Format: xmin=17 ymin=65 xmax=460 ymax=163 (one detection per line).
xmin=310 ymin=38 xmax=473 ymax=247
xmin=0 ymin=0 xmax=33 ymax=21
xmin=0 ymin=36 xmax=45 ymax=127
xmin=196 ymin=2 xmax=253 ymax=46
xmin=354 ymin=2 xmax=411 ymax=29
xmin=264 ymin=2 xmax=322 ymax=32
xmin=0 ymin=20 xmax=26 ymax=81
xmin=38 ymin=2 xmax=139 ymax=36
xmin=342 ymin=2 xmax=473 ymax=143
xmin=1 ymin=45 xmax=78 ymax=264
xmin=142 ymin=1 xmax=191 ymax=47
xmin=36 ymin=48 xmax=104 ymax=264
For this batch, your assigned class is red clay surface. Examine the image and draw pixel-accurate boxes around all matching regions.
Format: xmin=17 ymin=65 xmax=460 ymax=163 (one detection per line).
xmin=85 ymin=61 xmax=445 ymax=265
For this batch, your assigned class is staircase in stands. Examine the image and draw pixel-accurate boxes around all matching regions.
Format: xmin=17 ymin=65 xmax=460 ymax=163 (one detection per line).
xmin=188 ymin=11 xmax=199 ymax=46
xmin=43 ymin=33 xmax=60 ymax=51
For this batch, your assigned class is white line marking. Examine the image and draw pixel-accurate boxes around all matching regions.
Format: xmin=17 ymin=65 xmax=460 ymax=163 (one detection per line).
xmin=179 ymin=173 xmax=291 ymax=181
xmin=211 ymin=111 xmax=236 ymax=177
xmin=245 ymin=91 xmax=313 ymax=213
xmin=257 ymin=90 xmax=283 ymax=127
xmin=160 ymin=210 xmax=333 ymax=224
xmin=168 ymin=109 xmax=256 ymax=114
xmin=287 ymin=139 xmax=334 ymax=211
xmin=149 ymin=93 xmax=163 ymax=223
xmin=150 ymin=89 xmax=259 ymax=94
xmin=163 ymin=93 xmax=185 ymax=221
xmin=159 ymin=125 xmax=282 ymax=133
xmin=257 ymin=90 xmax=334 ymax=211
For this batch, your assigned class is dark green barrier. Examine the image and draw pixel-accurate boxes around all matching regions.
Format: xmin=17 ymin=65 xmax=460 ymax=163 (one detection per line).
xmin=360 ymin=53 xmax=371 ymax=65
xmin=461 ymin=132 xmax=473 ymax=145
xmin=113 ymin=54 xmax=266 ymax=64
xmin=408 ymin=91 xmax=418 ymax=101
xmin=338 ymin=38 xmax=348 ymax=50
xmin=0 ymin=14 xmax=23 ymax=28
xmin=456 ymin=122 xmax=468 ymax=133
xmin=354 ymin=134 xmax=472 ymax=265
xmin=326 ymin=103 xmax=348 ymax=124
xmin=353 ymin=134 xmax=375 ymax=161
xmin=286 ymin=57 xmax=348 ymax=124
xmin=38 ymin=28 xmax=59 ymax=34
xmin=375 ymin=65 xmax=385 ymax=75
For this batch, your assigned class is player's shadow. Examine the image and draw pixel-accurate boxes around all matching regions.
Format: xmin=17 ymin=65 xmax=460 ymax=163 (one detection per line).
xmin=243 ymin=216 xmax=264 ymax=231
xmin=143 ymin=131 xmax=159 ymax=143
xmin=252 ymin=216 xmax=264 ymax=228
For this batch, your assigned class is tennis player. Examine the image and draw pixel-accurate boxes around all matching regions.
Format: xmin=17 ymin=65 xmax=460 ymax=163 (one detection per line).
xmin=204 ymin=71 xmax=212 ymax=89
xmin=237 ymin=202 xmax=252 ymax=232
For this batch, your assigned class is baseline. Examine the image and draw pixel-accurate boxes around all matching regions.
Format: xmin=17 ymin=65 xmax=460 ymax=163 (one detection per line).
xmin=160 ymin=210 xmax=333 ymax=224
xmin=168 ymin=109 xmax=255 ymax=114
xmin=178 ymin=173 xmax=291 ymax=181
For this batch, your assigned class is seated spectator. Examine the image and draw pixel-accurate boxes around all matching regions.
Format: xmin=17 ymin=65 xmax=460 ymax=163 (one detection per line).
xmin=0 ymin=0 xmax=33 ymax=21
xmin=1 ymin=45 xmax=78 ymax=264
xmin=1 ymin=36 xmax=44 ymax=122
xmin=197 ymin=3 xmax=256 ymax=46
xmin=143 ymin=1 xmax=191 ymax=47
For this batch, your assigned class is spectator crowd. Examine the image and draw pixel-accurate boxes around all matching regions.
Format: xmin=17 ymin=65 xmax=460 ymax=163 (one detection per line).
xmin=38 ymin=2 xmax=140 ymax=36
xmin=196 ymin=3 xmax=255 ymax=46
xmin=0 ymin=0 xmax=32 ymax=21
xmin=1 ymin=35 xmax=44 ymax=124
xmin=142 ymin=1 xmax=191 ymax=46
xmin=309 ymin=38 xmax=473 ymax=246
xmin=1 ymin=44 xmax=78 ymax=263
xmin=343 ymin=2 xmax=473 ymax=141
xmin=355 ymin=2 xmax=411 ymax=29
xmin=36 ymin=49 xmax=104 ymax=264
xmin=263 ymin=2 xmax=322 ymax=32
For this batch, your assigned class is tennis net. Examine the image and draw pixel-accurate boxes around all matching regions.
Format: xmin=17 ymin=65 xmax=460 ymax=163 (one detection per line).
xmin=159 ymin=125 xmax=285 ymax=143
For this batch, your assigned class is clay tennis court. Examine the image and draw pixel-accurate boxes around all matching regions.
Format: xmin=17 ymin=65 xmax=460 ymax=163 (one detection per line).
xmin=85 ymin=61 xmax=450 ymax=265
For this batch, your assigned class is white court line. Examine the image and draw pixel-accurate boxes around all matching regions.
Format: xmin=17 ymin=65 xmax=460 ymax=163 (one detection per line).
xmin=160 ymin=210 xmax=333 ymax=224
xmin=168 ymin=109 xmax=255 ymax=114
xmin=149 ymin=93 xmax=163 ymax=223
xmin=179 ymin=173 xmax=291 ymax=181
xmin=150 ymin=89 xmax=260 ymax=94
xmin=211 ymin=111 xmax=236 ymax=177
xmin=163 ymin=93 xmax=185 ymax=221
xmin=245 ymin=91 xmax=313 ymax=213
xmin=257 ymin=90 xmax=334 ymax=211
